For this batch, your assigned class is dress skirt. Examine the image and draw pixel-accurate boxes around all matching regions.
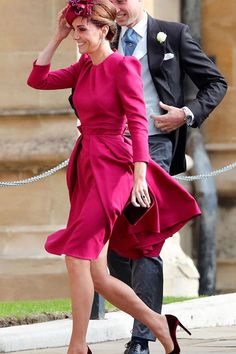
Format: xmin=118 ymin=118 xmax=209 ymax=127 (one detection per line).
xmin=45 ymin=129 xmax=201 ymax=260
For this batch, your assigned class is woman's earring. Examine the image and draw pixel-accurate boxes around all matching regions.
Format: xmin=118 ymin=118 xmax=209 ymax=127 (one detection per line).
xmin=100 ymin=36 xmax=105 ymax=45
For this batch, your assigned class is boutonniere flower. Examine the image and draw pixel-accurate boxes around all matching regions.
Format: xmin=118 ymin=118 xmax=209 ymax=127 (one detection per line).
xmin=156 ymin=32 xmax=167 ymax=44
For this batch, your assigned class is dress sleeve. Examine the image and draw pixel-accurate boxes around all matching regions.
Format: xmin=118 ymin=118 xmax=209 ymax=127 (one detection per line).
xmin=27 ymin=54 xmax=87 ymax=90
xmin=116 ymin=56 xmax=149 ymax=163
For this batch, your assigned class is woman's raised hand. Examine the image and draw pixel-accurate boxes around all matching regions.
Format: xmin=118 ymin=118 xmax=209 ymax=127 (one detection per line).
xmin=54 ymin=7 xmax=72 ymax=41
xmin=35 ymin=7 xmax=72 ymax=65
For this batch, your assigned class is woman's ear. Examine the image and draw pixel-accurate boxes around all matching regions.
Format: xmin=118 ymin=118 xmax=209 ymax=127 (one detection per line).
xmin=102 ymin=25 xmax=109 ymax=38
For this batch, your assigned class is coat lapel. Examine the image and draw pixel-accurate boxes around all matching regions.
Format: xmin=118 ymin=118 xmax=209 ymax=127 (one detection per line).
xmin=114 ymin=18 xmax=176 ymax=106
xmin=147 ymin=16 xmax=176 ymax=106
xmin=147 ymin=16 xmax=165 ymax=71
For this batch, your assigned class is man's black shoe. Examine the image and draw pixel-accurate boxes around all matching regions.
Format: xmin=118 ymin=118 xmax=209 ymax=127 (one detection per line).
xmin=124 ymin=340 xmax=150 ymax=354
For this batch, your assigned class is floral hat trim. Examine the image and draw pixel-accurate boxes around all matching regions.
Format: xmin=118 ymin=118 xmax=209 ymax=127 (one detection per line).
xmin=65 ymin=0 xmax=97 ymax=25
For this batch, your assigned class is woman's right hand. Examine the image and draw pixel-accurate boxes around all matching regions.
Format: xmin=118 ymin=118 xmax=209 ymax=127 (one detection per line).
xmin=35 ymin=7 xmax=72 ymax=65
xmin=54 ymin=7 xmax=72 ymax=41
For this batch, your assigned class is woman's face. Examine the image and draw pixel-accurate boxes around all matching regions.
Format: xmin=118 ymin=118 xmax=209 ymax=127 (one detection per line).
xmin=71 ymin=17 xmax=103 ymax=54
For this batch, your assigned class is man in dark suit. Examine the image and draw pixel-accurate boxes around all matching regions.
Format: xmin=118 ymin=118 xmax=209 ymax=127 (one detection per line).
xmin=108 ymin=1 xmax=227 ymax=353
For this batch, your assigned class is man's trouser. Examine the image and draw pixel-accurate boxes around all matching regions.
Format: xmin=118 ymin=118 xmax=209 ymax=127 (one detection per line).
xmin=108 ymin=134 xmax=172 ymax=341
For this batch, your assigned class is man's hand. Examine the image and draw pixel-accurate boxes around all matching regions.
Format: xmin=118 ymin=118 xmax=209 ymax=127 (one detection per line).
xmin=151 ymin=101 xmax=186 ymax=133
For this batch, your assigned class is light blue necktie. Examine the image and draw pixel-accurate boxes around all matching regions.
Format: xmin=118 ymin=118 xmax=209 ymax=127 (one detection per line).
xmin=122 ymin=28 xmax=141 ymax=56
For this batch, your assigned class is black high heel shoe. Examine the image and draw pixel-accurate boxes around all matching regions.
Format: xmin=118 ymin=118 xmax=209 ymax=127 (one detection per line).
xmin=166 ymin=314 xmax=191 ymax=354
xmin=87 ymin=347 xmax=92 ymax=354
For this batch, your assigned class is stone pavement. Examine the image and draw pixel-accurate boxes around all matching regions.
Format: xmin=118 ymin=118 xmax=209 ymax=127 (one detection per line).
xmin=1 ymin=295 xmax=236 ymax=353
xmin=9 ymin=326 xmax=236 ymax=354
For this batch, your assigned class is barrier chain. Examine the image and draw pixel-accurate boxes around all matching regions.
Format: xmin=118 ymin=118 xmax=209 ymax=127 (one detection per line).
xmin=0 ymin=160 xmax=236 ymax=187
xmin=174 ymin=161 xmax=236 ymax=181
xmin=0 ymin=159 xmax=69 ymax=187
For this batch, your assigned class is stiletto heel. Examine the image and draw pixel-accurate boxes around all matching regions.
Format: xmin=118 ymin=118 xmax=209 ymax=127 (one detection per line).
xmin=178 ymin=320 xmax=191 ymax=336
xmin=165 ymin=314 xmax=191 ymax=354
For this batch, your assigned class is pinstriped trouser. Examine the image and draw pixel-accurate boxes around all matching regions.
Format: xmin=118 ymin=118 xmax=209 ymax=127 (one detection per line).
xmin=108 ymin=134 xmax=172 ymax=341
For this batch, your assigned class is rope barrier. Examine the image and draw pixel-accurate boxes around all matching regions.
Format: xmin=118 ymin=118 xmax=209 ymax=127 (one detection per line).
xmin=0 ymin=160 xmax=235 ymax=187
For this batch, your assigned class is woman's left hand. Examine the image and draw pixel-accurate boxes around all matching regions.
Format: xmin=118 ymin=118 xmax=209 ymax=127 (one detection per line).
xmin=131 ymin=162 xmax=151 ymax=208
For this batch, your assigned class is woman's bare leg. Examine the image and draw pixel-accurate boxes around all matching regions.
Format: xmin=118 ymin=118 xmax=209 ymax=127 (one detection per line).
xmin=65 ymin=256 xmax=94 ymax=354
xmin=91 ymin=244 xmax=174 ymax=354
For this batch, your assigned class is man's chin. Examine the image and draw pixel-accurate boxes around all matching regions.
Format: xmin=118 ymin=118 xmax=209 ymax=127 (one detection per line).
xmin=117 ymin=21 xmax=126 ymax=26
xmin=116 ymin=17 xmax=128 ymax=27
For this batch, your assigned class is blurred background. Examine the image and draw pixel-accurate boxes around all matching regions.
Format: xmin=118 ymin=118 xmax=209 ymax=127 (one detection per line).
xmin=0 ymin=0 xmax=235 ymax=301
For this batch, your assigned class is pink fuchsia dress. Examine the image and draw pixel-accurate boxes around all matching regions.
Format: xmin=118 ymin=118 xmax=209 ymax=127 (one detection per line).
xmin=27 ymin=51 xmax=201 ymax=260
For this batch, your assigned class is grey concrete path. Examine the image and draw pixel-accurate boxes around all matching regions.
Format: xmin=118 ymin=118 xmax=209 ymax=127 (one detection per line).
xmin=10 ymin=326 xmax=236 ymax=354
xmin=2 ymin=295 xmax=236 ymax=353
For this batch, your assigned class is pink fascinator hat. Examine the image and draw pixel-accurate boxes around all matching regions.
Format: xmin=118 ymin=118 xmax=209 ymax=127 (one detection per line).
xmin=65 ymin=0 xmax=96 ymax=25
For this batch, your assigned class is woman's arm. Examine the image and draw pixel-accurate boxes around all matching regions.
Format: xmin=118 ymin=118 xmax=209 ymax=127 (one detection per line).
xmin=27 ymin=8 xmax=81 ymax=90
xmin=117 ymin=57 xmax=151 ymax=208
xmin=117 ymin=57 xmax=149 ymax=163
xmin=36 ymin=8 xmax=71 ymax=65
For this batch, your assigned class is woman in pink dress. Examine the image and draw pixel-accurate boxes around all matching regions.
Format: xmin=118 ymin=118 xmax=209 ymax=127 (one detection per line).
xmin=28 ymin=1 xmax=200 ymax=353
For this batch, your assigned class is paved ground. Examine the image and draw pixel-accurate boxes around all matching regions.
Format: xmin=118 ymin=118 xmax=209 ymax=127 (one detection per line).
xmin=10 ymin=326 xmax=236 ymax=354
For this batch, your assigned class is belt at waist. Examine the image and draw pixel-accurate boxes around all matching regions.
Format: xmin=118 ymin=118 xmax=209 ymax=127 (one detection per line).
xmin=78 ymin=126 xmax=125 ymax=136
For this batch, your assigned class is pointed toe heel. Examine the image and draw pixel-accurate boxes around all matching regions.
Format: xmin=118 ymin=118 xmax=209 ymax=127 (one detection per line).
xmin=166 ymin=314 xmax=191 ymax=354
xmin=87 ymin=347 xmax=92 ymax=354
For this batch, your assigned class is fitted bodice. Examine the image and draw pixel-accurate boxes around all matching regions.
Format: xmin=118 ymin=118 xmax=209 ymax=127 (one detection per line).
xmin=73 ymin=52 xmax=126 ymax=132
xmin=27 ymin=51 xmax=150 ymax=163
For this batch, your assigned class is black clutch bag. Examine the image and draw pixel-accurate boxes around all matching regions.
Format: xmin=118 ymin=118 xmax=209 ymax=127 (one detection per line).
xmin=123 ymin=193 xmax=154 ymax=226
